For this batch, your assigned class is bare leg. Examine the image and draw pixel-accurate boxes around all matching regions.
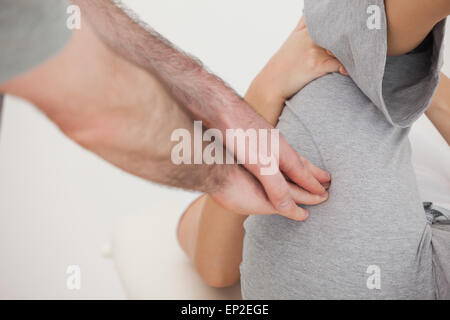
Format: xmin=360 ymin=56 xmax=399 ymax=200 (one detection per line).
xmin=177 ymin=195 xmax=207 ymax=261
xmin=177 ymin=195 xmax=247 ymax=288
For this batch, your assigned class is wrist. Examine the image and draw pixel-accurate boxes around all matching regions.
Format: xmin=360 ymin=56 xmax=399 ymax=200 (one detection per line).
xmin=251 ymin=68 xmax=286 ymax=101
xmin=243 ymin=74 xmax=285 ymax=126
xmin=247 ymin=73 xmax=285 ymax=107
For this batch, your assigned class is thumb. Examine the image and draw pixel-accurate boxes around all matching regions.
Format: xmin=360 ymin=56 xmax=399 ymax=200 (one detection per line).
xmin=324 ymin=50 xmax=349 ymax=76
xmin=320 ymin=57 xmax=344 ymax=75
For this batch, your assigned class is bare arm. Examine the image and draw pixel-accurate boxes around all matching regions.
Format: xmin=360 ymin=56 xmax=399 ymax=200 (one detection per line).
xmin=384 ymin=1 xmax=449 ymax=141
xmin=71 ymin=0 xmax=332 ymax=218
xmin=0 ymin=21 xmax=231 ymax=192
xmin=385 ymin=0 xmax=450 ymax=56
xmin=426 ymin=73 xmax=450 ymax=145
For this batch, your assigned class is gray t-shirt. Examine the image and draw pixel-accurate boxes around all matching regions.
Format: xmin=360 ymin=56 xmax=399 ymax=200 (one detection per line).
xmin=0 ymin=0 xmax=71 ymax=131
xmin=241 ymin=0 xmax=448 ymax=299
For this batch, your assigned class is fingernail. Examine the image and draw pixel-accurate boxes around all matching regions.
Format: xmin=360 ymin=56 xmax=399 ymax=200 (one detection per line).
xmin=298 ymin=209 xmax=309 ymax=220
xmin=320 ymin=192 xmax=328 ymax=198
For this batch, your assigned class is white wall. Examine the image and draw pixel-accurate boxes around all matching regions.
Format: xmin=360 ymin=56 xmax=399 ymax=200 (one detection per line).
xmin=0 ymin=0 xmax=449 ymax=299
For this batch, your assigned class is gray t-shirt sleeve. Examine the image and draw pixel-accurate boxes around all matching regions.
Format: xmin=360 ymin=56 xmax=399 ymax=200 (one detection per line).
xmin=0 ymin=0 xmax=72 ymax=131
xmin=0 ymin=0 xmax=72 ymax=85
xmin=304 ymin=0 xmax=446 ymax=127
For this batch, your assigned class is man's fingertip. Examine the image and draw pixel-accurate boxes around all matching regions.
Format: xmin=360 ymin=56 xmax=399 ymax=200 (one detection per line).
xmin=286 ymin=207 xmax=308 ymax=221
xmin=298 ymin=209 xmax=309 ymax=221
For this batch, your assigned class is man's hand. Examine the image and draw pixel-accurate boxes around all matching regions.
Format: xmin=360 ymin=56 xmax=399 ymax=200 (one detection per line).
xmin=254 ymin=17 xmax=346 ymax=104
xmin=210 ymin=164 xmax=329 ymax=221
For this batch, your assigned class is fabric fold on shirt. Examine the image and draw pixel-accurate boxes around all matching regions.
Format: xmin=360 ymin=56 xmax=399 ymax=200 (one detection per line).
xmin=304 ymin=0 xmax=445 ymax=127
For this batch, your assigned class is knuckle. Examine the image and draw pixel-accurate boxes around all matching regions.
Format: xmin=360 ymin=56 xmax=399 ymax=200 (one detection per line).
xmin=272 ymin=187 xmax=290 ymax=204
xmin=285 ymin=155 xmax=305 ymax=173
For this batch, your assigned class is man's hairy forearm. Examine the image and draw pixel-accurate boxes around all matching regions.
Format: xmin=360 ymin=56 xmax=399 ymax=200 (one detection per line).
xmin=72 ymin=0 xmax=262 ymax=133
xmin=1 ymin=19 xmax=234 ymax=193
